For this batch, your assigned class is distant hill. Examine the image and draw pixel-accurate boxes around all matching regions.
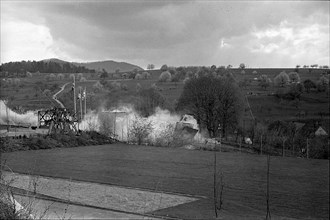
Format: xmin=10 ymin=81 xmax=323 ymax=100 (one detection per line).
xmin=73 ymin=60 xmax=144 ymax=73
xmin=41 ymin=58 xmax=69 ymax=64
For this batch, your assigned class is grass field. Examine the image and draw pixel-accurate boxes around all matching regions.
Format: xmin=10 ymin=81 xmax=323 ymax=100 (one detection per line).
xmin=3 ymin=143 xmax=329 ymax=219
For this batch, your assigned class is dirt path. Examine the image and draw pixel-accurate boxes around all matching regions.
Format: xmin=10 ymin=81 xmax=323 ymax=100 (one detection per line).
xmin=52 ymin=83 xmax=69 ymax=108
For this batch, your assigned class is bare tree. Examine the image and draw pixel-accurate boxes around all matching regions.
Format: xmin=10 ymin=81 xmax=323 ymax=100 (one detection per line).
xmin=177 ymin=75 xmax=243 ymax=138
xmin=129 ymin=115 xmax=153 ymax=145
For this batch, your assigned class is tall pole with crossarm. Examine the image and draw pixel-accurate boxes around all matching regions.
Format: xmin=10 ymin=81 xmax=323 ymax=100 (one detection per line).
xmin=73 ymin=75 xmax=76 ymax=116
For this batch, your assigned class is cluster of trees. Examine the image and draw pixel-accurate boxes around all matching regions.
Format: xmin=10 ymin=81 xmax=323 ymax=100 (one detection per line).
xmin=177 ymin=74 xmax=243 ymax=138
xmin=157 ymin=64 xmax=235 ymax=83
xmin=0 ymin=60 xmax=95 ymax=74
xmin=135 ymin=87 xmax=168 ymax=117
xmin=251 ymin=120 xmax=329 ymax=159
xmin=299 ymin=64 xmax=329 ymax=69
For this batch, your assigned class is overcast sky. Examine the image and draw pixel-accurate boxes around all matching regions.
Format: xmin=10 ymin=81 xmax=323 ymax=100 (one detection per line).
xmin=1 ymin=0 xmax=329 ymax=69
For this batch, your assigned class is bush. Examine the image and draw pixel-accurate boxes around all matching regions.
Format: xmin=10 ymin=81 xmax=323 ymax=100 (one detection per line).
xmin=57 ymin=73 xmax=65 ymax=80
xmin=43 ymin=89 xmax=51 ymax=97
xmin=160 ymin=64 xmax=168 ymax=72
xmin=159 ymin=71 xmax=171 ymax=82
xmin=121 ymin=83 xmax=128 ymax=91
xmin=274 ymin=71 xmax=289 ymax=87
xmin=77 ymin=73 xmax=84 ymax=81
xmin=0 ymin=132 xmax=115 ymax=153
xmin=303 ymin=79 xmax=316 ymax=93
xmin=154 ymin=124 xmax=175 ymax=147
xmin=141 ymin=71 xmax=150 ymax=79
xmin=26 ymin=72 xmax=32 ymax=77
xmin=136 ymin=83 xmax=142 ymax=93
xmin=13 ymin=78 xmax=21 ymax=85
xmin=128 ymin=115 xmax=153 ymax=145
xmin=135 ymin=73 xmax=142 ymax=80
xmin=49 ymin=73 xmax=56 ymax=81
xmin=69 ymin=74 xmax=75 ymax=80
xmin=111 ymin=81 xmax=121 ymax=90
xmin=93 ymin=81 xmax=103 ymax=92
xmin=288 ymin=72 xmax=300 ymax=83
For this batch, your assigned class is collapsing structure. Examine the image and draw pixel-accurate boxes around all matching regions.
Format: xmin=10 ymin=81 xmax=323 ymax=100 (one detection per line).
xmin=38 ymin=108 xmax=78 ymax=134
xmin=174 ymin=114 xmax=199 ymax=140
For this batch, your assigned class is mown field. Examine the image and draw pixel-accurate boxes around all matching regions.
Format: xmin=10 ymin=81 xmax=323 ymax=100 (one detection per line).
xmin=2 ymin=143 xmax=329 ymax=219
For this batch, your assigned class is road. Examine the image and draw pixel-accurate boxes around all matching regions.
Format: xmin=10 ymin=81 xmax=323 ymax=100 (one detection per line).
xmin=52 ymin=83 xmax=69 ymax=108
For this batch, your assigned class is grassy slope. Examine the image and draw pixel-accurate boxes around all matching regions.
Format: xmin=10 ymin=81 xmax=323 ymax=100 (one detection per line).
xmin=1 ymin=68 xmax=328 ymax=122
xmin=3 ymin=143 xmax=329 ymax=219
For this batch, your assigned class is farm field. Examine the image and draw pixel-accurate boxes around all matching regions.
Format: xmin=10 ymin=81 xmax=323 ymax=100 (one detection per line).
xmin=3 ymin=143 xmax=329 ymax=219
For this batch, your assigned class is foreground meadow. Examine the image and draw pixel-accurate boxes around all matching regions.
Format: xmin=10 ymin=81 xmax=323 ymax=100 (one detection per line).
xmin=3 ymin=143 xmax=329 ymax=219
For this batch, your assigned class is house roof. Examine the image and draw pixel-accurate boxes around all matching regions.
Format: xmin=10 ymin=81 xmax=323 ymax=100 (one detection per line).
xmin=315 ymin=126 xmax=328 ymax=136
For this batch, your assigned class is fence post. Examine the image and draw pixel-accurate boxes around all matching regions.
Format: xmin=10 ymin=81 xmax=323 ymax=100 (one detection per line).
xmin=306 ymin=138 xmax=309 ymax=159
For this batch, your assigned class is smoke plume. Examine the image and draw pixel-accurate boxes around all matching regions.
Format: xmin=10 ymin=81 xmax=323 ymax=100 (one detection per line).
xmin=0 ymin=100 xmax=38 ymax=126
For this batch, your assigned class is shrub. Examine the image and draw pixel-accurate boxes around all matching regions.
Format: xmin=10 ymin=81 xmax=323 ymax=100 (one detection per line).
xmin=109 ymin=81 xmax=121 ymax=91
xmin=274 ymin=71 xmax=289 ymax=87
xmin=121 ymin=83 xmax=128 ymax=91
xmin=183 ymin=77 xmax=190 ymax=84
xmin=303 ymin=79 xmax=316 ymax=93
xmin=92 ymin=81 xmax=103 ymax=92
xmin=69 ymin=74 xmax=75 ymax=80
xmin=13 ymin=78 xmax=21 ymax=85
xmin=49 ymin=73 xmax=56 ymax=81
xmin=288 ymin=72 xmax=300 ymax=83
xmin=160 ymin=64 xmax=168 ymax=72
xmin=252 ymin=70 xmax=258 ymax=75
xmin=77 ymin=73 xmax=83 ymax=81
xmin=26 ymin=72 xmax=32 ymax=77
xmin=43 ymin=89 xmax=51 ymax=97
xmin=57 ymin=73 xmax=64 ymax=80
xmin=159 ymin=71 xmax=171 ymax=82
xmin=128 ymin=115 xmax=153 ymax=145
xmin=141 ymin=71 xmax=150 ymax=79
xmin=135 ymin=73 xmax=142 ymax=80
xmin=136 ymin=83 xmax=142 ymax=93
xmin=154 ymin=124 xmax=175 ymax=147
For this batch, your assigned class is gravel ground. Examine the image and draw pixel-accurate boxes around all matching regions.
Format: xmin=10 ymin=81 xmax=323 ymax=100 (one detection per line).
xmin=3 ymin=171 xmax=197 ymax=214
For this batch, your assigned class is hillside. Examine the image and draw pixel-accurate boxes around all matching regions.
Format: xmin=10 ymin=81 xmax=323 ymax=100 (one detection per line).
xmin=73 ymin=60 xmax=143 ymax=73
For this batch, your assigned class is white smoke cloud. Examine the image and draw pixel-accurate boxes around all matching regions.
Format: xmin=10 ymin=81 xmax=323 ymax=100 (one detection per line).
xmin=0 ymin=100 xmax=38 ymax=126
xmin=1 ymin=100 xmax=206 ymax=146
xmin=78 ymin=106 xmax=181 ymax=142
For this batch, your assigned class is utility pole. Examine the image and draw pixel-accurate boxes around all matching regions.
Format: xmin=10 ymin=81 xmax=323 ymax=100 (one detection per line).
xmin=84 ymin=87 xmax=87 ymax=117
xmin=79 ymin=87 xmax=83 ymax=121
xmin=73 ymin=75 xmax=76 ymax=116
xmin=218 ymin=124 xmax=222 ymax=152
xmin=5 ymin=100 xmax=9 ymax=132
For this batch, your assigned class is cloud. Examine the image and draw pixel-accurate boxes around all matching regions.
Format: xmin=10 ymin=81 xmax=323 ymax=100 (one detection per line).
xmin=1 ymin=1 xmax=329 ymax=68
xmin=0 ymin=20 xmax=57 ymax=62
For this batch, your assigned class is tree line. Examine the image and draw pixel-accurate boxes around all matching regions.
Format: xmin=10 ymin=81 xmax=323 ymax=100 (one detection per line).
xmin=0 ymin=60 xmax=95 ymax=75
